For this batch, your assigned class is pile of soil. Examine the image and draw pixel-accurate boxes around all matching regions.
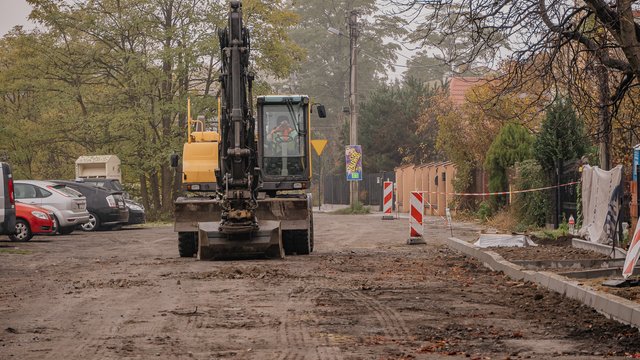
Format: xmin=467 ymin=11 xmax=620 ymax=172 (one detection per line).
xmin=587 ymin=279 xmax=640 ymax=302
xmin=489 ymin=235 xmax=611 ymax=262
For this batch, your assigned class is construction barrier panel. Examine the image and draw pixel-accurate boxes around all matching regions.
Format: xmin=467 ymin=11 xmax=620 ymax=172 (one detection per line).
xmin=382 ymin=181 xmax=394 ymax=220
xmin=408 ymin=191 xmax=426 ymax=245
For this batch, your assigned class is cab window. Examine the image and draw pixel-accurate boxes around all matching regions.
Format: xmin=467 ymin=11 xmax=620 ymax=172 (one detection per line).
xmin=262 ymin=103 xmax=306 ymax=177
xmin=14 ymin=184 xmax=37 ymax=199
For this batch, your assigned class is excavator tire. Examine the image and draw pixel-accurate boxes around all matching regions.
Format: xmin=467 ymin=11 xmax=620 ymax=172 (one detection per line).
xmin=282 ymin=231 xmax=295 ymax=255
xmin=283 ymin=230 xmax=311 ymax=255
xmin=178 ymin=232 xmax=197 ymax=257
xmin=296 ymin=230 xmax=312 ymax=255
xmin=298 ymin=211 xmax=314 ymax=255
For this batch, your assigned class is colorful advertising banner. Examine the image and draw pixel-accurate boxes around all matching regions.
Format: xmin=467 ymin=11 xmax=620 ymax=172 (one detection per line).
xmin=345 ymin=145 xmax=363 ymax=181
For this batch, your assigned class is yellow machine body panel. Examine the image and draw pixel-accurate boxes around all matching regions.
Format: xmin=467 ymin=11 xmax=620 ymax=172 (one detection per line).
xmin=182 ymin=138 xmax=218 ymax=184
xmin=191 ymin=131 xmax=220 ymax=143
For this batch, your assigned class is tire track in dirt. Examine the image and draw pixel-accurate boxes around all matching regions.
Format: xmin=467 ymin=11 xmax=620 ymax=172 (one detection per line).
xmin=273 ymin=286 xmax=342 ymax=360
xmin=347 ymin=290 xmax=411 ymax=340
xmin=43 ymin=301 xmax=139 ymax=360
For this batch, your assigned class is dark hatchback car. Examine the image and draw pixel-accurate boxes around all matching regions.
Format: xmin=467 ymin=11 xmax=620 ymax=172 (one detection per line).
xmin=76 ymin=178 xmax=145 ymax=225
xmin=124 ymin=199 xmax=145 ymax=225
xmin=52 ymin=180 xmax=128 ymax=231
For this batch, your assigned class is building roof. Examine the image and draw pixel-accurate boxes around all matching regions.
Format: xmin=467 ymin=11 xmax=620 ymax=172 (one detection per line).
xmin=448 ymin=76 xmax=486 ymax=106
xmin=75 ymin=155 xmax=120 ymax=164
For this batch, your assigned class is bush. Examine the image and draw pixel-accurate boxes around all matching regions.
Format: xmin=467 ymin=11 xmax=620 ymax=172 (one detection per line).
xmin=484 ymin=123 xmax=534 ymax=209
xmin=476 ymin=201 xmax=492 ymax=222
xmin=512 ymin=159 xmax=549 ymax=227
xmin=331 ymin=202 xmax=371 ymax=215
xmin=486 ymin=208 xmax=519 ymax=232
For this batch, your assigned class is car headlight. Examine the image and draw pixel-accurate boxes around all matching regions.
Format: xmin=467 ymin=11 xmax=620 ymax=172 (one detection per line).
xmin=31 ymin=211 xmax=48 ymax=220
xmin=128 ymin=204 xmax=143 ymax=211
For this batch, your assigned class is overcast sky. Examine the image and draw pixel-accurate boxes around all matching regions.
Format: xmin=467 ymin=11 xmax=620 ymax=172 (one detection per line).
xmin=0 ymin=0 xmax=410 ymax=79
xmin=0 ymin=0 xmax=34 ymax=36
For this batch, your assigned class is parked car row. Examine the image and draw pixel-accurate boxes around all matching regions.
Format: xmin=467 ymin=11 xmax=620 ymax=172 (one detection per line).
xmin=68 ymin=179 xmax=146 ymax=226
xmin=0 ymin=167 xmax=146 ymax=242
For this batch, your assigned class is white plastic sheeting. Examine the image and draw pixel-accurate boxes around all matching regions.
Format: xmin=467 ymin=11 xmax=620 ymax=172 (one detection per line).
xmin=474 ymin=234 xmax=537 ymax=248
xmin=578 ymin=165 xmax=623 ymax=245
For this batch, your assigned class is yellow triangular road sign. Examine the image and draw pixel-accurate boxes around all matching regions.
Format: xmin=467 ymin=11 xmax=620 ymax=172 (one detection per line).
xmin=311 ymin=139 xmax=328 ymax=155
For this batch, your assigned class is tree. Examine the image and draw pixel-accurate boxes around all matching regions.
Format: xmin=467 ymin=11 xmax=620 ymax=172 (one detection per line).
xmin=484 ymin=123 xmax=534 ymax=206
xmin=388 ymin=0 xmax=640 ymax=168
xmin=534 ymin=98 xmax=588 ymax=173
xmin=512 ymin=159 xmax=549 ymax=227
xmin=281 ymin=0 xmax=406 ymax=176
xmin=358 ymin=77 xmax=438 ymax=173
xmin=0 ymin=0 xmax=305 ymax=217
xmin=403 ymin=51 xmax=450 ymax=85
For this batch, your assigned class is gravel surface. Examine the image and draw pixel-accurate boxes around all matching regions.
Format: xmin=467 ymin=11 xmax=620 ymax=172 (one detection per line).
xmin=0 ymin=214 xmax=639 ymax=359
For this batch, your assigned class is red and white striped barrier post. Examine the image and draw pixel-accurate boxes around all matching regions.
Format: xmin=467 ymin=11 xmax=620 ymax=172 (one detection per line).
xmin=408 ymin=191 xmax=426 ymax=244
xmin=382 ymin=181 xmax=394 ymax=220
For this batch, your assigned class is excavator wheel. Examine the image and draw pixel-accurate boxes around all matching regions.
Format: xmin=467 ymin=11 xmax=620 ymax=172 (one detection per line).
xmin=178 ymin=232 xmax=197 ymax=257
xmin=296 ymin=230 xmax=312 ymax=255
xmin=282 ymin=229 xmax=311 ymax=255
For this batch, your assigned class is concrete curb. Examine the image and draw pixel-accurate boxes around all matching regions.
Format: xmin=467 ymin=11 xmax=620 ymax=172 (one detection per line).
xmin=446 ymin=237 xmax=640 ymax=328
xmin=572 ymin=238 xmax=626 ymax=258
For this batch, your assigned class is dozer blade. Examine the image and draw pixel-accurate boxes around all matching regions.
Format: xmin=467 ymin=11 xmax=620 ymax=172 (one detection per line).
xmin=197 ymin=220 xmax=283 ymax=260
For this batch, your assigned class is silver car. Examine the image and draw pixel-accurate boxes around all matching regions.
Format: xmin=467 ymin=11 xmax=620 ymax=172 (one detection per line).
xmin=14 ymin=180 xmax=90 ymax=235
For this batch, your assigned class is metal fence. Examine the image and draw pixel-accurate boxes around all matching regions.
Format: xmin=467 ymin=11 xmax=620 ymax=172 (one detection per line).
xmin=322 ymin=171 xmax=395 ymax=209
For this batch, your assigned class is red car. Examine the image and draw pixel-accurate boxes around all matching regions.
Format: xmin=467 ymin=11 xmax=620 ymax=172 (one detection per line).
xmin=9 ymin=202 xmax=56 ymax=242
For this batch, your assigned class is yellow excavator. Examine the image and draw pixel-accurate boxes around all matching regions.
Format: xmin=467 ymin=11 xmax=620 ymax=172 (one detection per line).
xmin=171 ymin=0 xmax=326 ymax=260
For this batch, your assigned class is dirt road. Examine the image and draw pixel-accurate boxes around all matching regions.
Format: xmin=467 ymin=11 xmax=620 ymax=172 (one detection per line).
xmin=1 ymin=213 xmax=640 ymax=359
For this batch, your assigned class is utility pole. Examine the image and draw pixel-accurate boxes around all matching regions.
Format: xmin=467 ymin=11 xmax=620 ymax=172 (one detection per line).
xmin=348 ymin=10 xmax=359 ymax=207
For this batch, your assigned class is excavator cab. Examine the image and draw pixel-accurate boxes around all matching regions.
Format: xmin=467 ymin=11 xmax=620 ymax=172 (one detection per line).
xmin=257 ymin=95 xmax=324 ymax=193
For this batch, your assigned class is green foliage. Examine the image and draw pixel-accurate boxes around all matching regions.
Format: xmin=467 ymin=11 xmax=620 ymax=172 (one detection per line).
xmin=0 ymin=248 xmax=32 ymax=255
xmin=484 ymin=123 xmax=534 ymax=206
xmin=512 ymin=159 xmax=549 ymax=227
xmin=451 ymin=159 xmax=475 ymax=210
xmin=331 ymin=202 xmax=371 ymax=215
xmin=358 ymin=77 xmax=439 ymax=172
xmin=536 ymin=216 xmax=570 ymax=240
xmin=533 ymin=98 xmax=587 ymax=172
xmin=284 ymin=0 xmax=405 ymax=175
xmin=404 ymin=52 xmax=450 ymax=85
xmin=476 ymin=201 xmax=492 ymax=222
xmin=1 ymin=0 xmax=304 ymax=215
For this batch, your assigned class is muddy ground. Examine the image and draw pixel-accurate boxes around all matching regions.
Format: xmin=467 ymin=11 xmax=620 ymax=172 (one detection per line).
xmin=1 ymin=214 xmax=640 ymax=359
xmin=490 ymin=236 xmax=611 ymax=262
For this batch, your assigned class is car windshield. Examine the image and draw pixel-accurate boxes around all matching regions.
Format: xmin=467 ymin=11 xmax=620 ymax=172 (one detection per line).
xmin=51 ymin=184 xmax=83 ymax=198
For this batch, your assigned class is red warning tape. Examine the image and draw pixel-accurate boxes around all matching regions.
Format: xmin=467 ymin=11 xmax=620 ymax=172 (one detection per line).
xmin=417 ymin=181 xmax=580 ymax=197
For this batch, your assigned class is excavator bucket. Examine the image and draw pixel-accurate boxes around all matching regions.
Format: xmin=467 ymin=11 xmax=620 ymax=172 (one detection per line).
xmin=197 ymin=220 xmax=283 ymax=260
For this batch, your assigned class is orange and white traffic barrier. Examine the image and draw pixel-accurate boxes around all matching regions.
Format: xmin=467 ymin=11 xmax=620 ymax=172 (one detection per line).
xmin=382 ymin=181 xmax=394 ymax=220
xmin=408 ymin=191 xmax=426 ymax=244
